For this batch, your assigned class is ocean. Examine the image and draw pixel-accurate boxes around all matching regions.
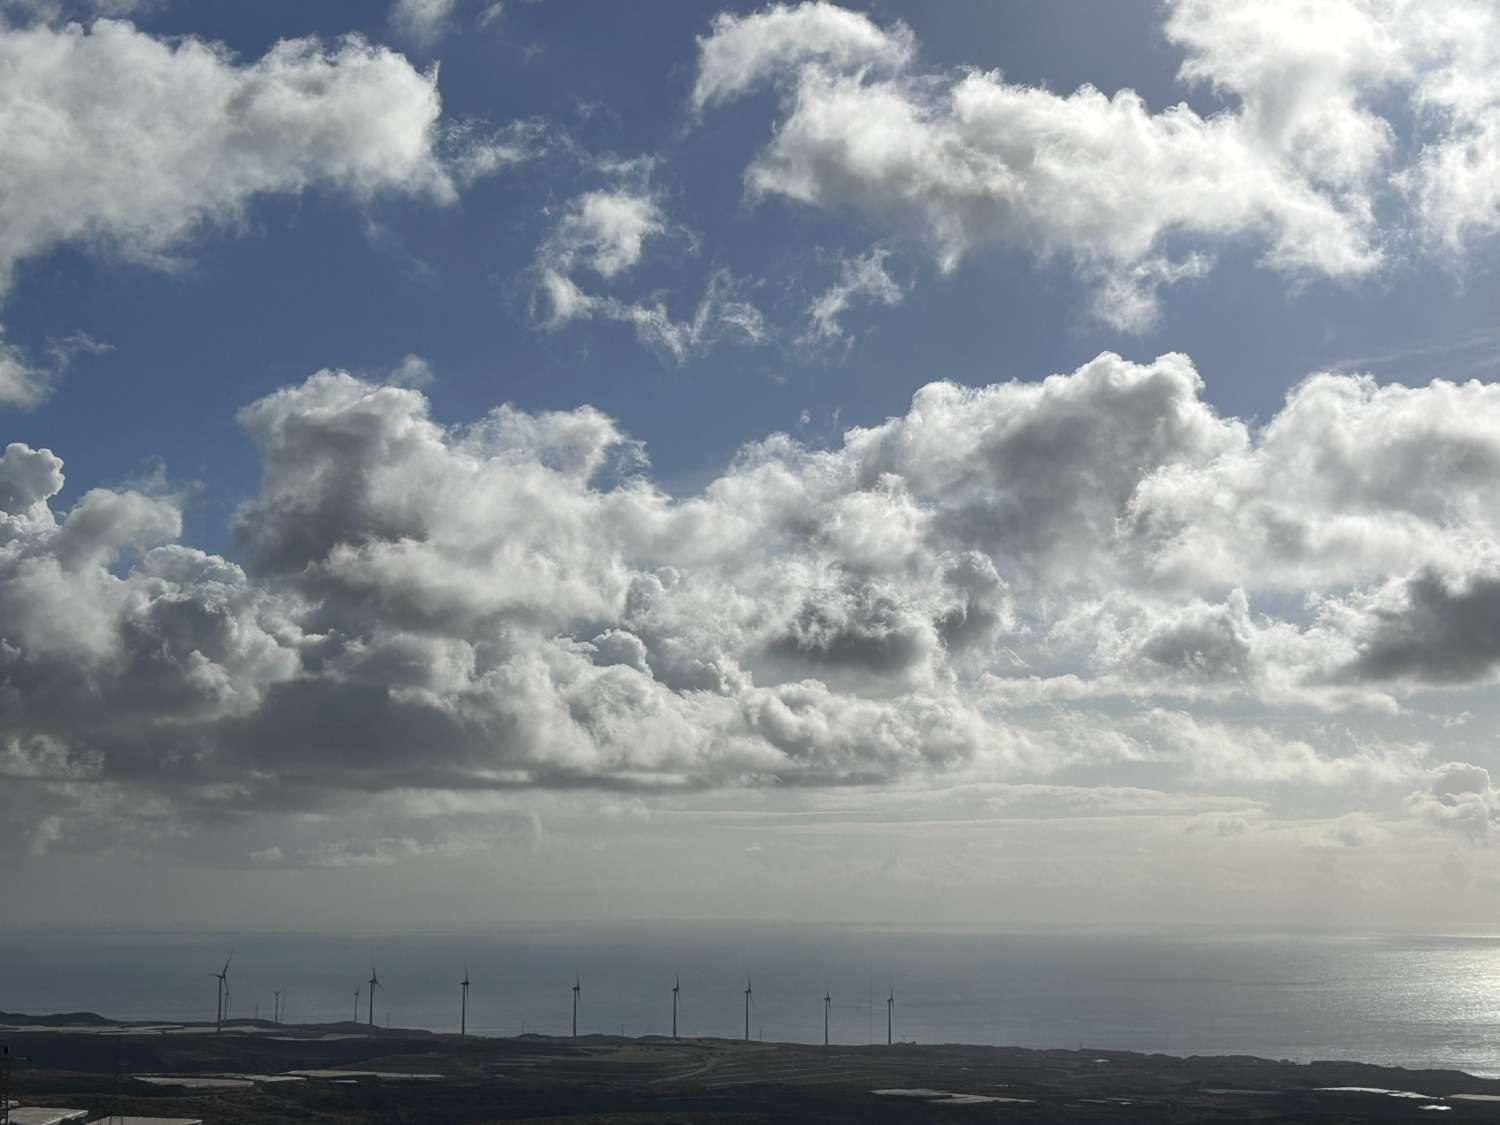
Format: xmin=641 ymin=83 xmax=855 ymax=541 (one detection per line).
xmin=2 ymin=924 xmax=1498 ymax=1077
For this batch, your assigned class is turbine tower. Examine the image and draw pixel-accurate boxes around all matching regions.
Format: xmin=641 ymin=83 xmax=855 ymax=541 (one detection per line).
xmin=460 ymin=967 xmax=470 ymax=1037
xmin=743 ymin=976 xmax=752 ymax=1043
xmin=672 ymin=975 xmax=680 ymax=1040
xmin=353 ymin=988 xmax=360 ymax=1024
xmin=272 ymin=989 xmax=283 ymax=1025
xmin=824 ymin=989 xmax=831 ymax=1047
xmin=367 ymin=967 xmax=380 ymax=1033
xmin=571 ymin=976 xmax=581 ymax=1038
xmin=211 ymin=955 xmax=231 ymax=1036
xmin=886 ymin=987 xmax=894 ymax=1046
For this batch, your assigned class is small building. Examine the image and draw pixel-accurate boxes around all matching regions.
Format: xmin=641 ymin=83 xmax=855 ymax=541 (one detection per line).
xmin=89 ymin=1118 xmax=204 ymax=1125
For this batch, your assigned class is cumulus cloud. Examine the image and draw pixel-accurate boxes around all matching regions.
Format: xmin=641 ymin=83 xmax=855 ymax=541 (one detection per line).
xmin=0 ymin=20 xmax=459 ymax=293
xmin=691 ymin=0 xmax=915 ymax=110
xmin=1409 ymin=762 xmax=1500 ymax=844
xmin=0 ymin=18 xmax=541 ymax=406
xmin=693 ymin=0 xmax=1500 ymax=330
xmin=1336 ymin=560 xmax=1500 ymax=686
xmin=1121 ymin=371 xmax=1500 ymax=593
xmin=6 ymin=350 xmax=1500 ymax=857
xmin=0 ymin=441 xmax=304 ymax=861
xmin=1135 ymin=591 xmax=1257 ymax=682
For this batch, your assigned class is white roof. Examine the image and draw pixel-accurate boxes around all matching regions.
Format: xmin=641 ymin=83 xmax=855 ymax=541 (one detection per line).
xmin=7 ymin=1109 xmax=88 ymax=1125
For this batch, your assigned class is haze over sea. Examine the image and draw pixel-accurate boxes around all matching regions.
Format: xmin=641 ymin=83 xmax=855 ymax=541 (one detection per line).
xmin=3 ymin=925 xmax=1498 ymax=1077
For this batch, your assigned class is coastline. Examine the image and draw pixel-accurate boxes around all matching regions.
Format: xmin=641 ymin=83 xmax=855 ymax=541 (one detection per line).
xmin=6 ymin=1013 xmax=1500 ymax=1122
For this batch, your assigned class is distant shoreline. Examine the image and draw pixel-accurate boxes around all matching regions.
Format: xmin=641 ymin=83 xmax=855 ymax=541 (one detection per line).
xmin=3 ymin=1009 xmax=1497 ymax=1087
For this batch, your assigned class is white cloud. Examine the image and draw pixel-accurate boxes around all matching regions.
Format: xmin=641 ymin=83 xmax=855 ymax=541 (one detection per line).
xmin=0 ymin=20 xmax=459 ymax=295
xmin=6 ymin=350 xmax=1500 ymax=858
xmin=541 ymin=189 xmax=667 ymax=288
xmin=0 ymin=330 xmax=112 ymax=411
xmin=385 ymin=353 xmax=436 ymax=388
xmin=1122 ymin=370 xmax=1500 ymax=594
xmin=691 ymin=1 xmax=914 ymax=111
xmin=800 ymin=247 xmax=903 ymax=352
xmin=0 ymin=338 xmax=51 ymax=409
xmin=0 ymin=18 xmax=541 ymax=406
xmin=612 ymin=270 xmax=771 ymax=363
xmin=694 ymin=0 xmax=1500 ymax=330
xmin=390 ymin=0 xmax=461 ymax=48
xmin=442 ymin=117 xmax=554 ymax=188
xmin=1409 ymin=761 xmax=1500 ymax=844
xmin=1165 ymin=0 xmax=1500 ymax=262
xmin=1133 ymin=709 xmax=1426 ymax=790
xmin=531 ymin=185 xmax=769 ymax=363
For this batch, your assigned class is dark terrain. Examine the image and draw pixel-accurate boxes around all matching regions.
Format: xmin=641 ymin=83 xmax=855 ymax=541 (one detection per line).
xmin=5 ymin=1012 xmax=1500 ymax=1122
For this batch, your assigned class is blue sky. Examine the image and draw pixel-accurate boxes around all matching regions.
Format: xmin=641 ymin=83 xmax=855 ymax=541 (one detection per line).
xmin=7 ymin=0 xmax=1500 ymax=930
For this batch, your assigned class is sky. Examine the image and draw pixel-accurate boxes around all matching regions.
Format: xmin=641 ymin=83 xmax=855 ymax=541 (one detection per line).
xmin=5 ymin=0 xmax=1500 ymax=932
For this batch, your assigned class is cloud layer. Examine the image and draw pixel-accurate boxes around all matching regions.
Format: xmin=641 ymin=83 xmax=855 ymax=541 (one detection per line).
xmin=4 ymin=350 xmax=1498 ymax=858
xmin=4 ymin=2 xmax=1499 ymax=877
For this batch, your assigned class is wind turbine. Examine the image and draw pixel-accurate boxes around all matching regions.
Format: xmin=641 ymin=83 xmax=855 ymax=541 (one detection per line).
xmin=353 ymin=988 xmax=360 ymax=1024
xmin=672 ymin=975 xmax=680 ymax=1040
xmin=824 ymin=989 xmax=831 ymax=1047
xmin=367 ymin=967 xmax=380 ymax=1033
xmin=743 ymin=976 xmax=752 ymax=1043
xmin=460 ymin=967 xmax=470 ymax=1037
xmin=272 ymin=989 xmax=283 ymax=1025
xmin=571 ymin=976 xmax=580 ymax=1038
xmin=211 ymin=955 xmax=231 ymax=1035
xmin=886 ymin=986 xmax=894 ymax=1046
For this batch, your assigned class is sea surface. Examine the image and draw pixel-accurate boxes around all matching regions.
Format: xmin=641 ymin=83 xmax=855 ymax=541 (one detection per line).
xmin=2 ymin=924 xmax=1499 ymax=1077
